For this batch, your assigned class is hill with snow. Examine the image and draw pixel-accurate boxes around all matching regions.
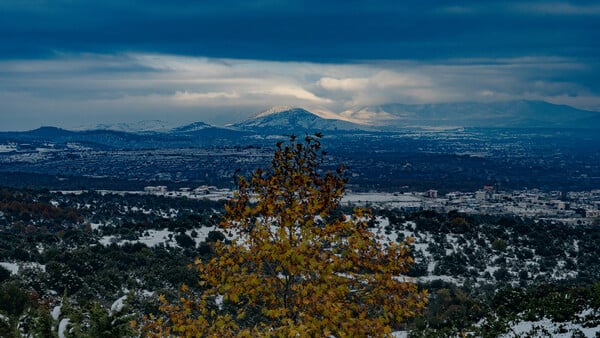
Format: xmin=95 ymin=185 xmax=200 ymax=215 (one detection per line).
xmin=74 ymin=120 xmax=176 ymax=133
xmin=232 ymin=106 xmax=375 ymax=133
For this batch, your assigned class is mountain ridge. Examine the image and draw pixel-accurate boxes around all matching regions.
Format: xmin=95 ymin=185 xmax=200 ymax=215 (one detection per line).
xmin=350 ymin=100 xmax=600 ymax=129
xmin=73 ymin=120 xmax=176 ymax=133
xmin=2 ymin=100 xmax=599 ymax=136
xmin=231 ymin=107 xmax=373 ymax=133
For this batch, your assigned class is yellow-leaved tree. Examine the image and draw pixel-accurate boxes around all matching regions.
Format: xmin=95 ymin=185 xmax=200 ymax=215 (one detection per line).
xmin=140 ymin=134 xmax=427 ymax=337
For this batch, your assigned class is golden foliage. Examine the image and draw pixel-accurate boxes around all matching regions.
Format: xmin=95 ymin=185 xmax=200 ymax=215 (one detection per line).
xmin=139 ymin=135 xmax=427 ymax=337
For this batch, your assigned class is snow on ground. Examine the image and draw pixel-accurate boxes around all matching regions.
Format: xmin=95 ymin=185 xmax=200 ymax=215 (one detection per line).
xmin=65 ymin=142 xmax=91 ymax=151
xmin=99 ymin=230 xmax=173 ymax=248
xmin=500 ymin=317 xmax=600 ymax=337
xmin=36 ymin=147 xmax=59 ymax=153
xmin=374 ymin=216 xmax=402 ymax=244
xmin=99 ymin=235 xmax=117 ymax=246
xmin=0 ymin=261 xmax=46 ymax=275
xmin=51 ymin=306 xmax=61 ymax=321
xmin=58 ymin=318 xmax=70 ymax=338
xmin=414 ymin=275 xmax=463 ymax=285
xmin=142 ymin=290 xmax=155 ymax=297
xmin=484 ymin=264 xmax=500 ymax=276
xmin=0 ymin=152 xmax=55 ymax=163
xmin=110 ymin=295 xmax=128 ymax=315
xmin=0 ymin=144 xmax=17 ymax=153
xmin=445 ymin=234 xmax=460 ymax=253
xmin=99 ymin=226 xmax=219 ymax=248
xmin=0 ymin=262 xmax=19 ymax=275
xmin=127 ymin=229 xmax=173 ymax=247
xmin=90 ymin=222 xmax=104 ymax=231
xmin=188 ymin=226 xmax=218 ymax=246
xmin=87 ymin=189 xmax=233 ymax=202
xmin=215 ymin=295 xmax=224 ymax=310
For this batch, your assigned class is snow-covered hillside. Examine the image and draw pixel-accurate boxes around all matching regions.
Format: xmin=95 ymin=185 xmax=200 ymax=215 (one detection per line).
xmin=233 ymin=106 xmax=373 ymax=132
xmin=75 ymin=120 xmax=176 ymax=133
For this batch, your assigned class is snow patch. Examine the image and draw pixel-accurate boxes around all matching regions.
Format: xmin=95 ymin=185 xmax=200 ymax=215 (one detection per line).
xmin=110 ymin=295 xmax=127 ymax=314
xmin=51 ymin=306 xmax=61 ymax=321
xmin=0 ymin=262 xmax=19 ymax=275
xmin=0 ymin=144 xmax=17 ymax=153
xmin=58 ymin=318 xmax=70 ymax=338
xmin=0 ymin=261 xmax=46 ymax=275
xmin=500 ymin=317 xmax=600 ymax=337
xmin=215 ymin=295 xmax=224 ymax=310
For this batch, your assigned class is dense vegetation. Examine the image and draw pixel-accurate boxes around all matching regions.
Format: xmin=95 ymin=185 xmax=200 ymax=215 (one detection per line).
xmin=2 ymin=182 xmax=600 ymax=336
xmin=141 ymin=135 xmax=427 ymax=336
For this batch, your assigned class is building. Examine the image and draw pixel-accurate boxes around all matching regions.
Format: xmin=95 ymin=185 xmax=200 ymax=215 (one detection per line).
xmin=475 ymin=190 xmax=487 ymax=201
xmin=144 ymin=186 xmax=167 ymax=193
xmin=426 ymin=189 xmax=438 ymax=198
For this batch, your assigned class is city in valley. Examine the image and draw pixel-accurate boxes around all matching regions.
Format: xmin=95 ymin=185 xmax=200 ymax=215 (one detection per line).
xmin=96 ymin=183 xmax=600 ymax=227
xmin=2 ymin=108 xmax=600 ymax=336
xmin=1 ymin=119 xmax=599 ymax=228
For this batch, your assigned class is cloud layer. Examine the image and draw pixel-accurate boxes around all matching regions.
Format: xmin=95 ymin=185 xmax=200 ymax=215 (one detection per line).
xmin=0 ymin=1 xmax=599 ymax=129
xmin=1 ymin=53 xmax=599 ymax=130
xmin=1 ymin=1 xmax=599 ymax=62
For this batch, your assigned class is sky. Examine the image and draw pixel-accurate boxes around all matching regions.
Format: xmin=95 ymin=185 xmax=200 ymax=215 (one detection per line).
xmin=0 ymin=0 xmax=599 ymax=130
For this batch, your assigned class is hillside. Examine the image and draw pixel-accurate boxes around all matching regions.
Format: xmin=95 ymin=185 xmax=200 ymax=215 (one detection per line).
xmin=232 ymin=106 xmax=373 ymax=133
xmin=345 ymin=100 xmax=600 ymax=129
xmin=2 ymin=187 xmax=600 ymax=336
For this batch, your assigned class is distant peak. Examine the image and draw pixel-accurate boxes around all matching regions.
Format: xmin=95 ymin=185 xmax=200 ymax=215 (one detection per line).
xmin=253 ymin=106 xmax=309 ymax=119
xmin=171 ymin=121 xmax=215 ymax=133
xmin=36 ymin=126 xmax=65 ymax=131
xmin=73 ymin=120 xmax=175 ymax=133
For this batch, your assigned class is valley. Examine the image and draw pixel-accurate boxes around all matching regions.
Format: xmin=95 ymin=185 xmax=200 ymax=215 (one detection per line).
xmin=1 ymin=127 xmax=599 ymax=194
xmin=1 ymin=103 xmax=600 ymax=336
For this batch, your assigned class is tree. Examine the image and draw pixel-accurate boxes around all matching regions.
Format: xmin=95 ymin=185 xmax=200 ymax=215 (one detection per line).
xmin=491 ymin=239 xmax=507 ymax=252
xmin=141 ymin=135 xmax=427 ymax=336
xmin=0 ymin=265 xmax=10 ymax=283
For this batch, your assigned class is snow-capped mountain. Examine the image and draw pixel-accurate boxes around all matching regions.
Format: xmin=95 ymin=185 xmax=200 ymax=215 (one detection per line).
xmin=250 ymin=105 xmax=296 ymax=119
xmin=233 ymin=107 xmax=374 ymax=133
xmin=3 ymin=101 xmax=599 ymax=150
xmin=232 ymin=101 xmax=600 ymax=132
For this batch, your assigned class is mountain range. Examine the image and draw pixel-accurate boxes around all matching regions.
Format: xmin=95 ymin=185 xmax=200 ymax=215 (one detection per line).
xmin=1 ymin=101 xmax=599 ymax=148
xmin=230 ymin=106 xmax=377 ymax=132
xmin=348 ymin=100 xmax=600 ymax=129
xmin=81 ymin=100 xmax=600 ymax=133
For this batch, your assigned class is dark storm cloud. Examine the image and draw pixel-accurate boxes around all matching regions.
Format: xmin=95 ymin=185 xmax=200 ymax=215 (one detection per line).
xmin=1 ymin=1 xmax=599 ymax=130
xmin=1 ymin=1 xmax=598 ymax=62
